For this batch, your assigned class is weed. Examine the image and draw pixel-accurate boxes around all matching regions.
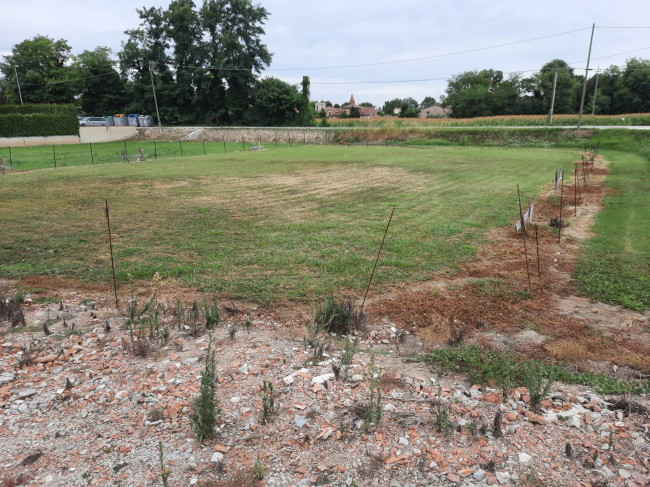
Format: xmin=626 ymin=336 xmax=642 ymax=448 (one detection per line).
xmin=447 ymin=322 xmax=466 ymax=346
xmin=340 ymin=335 xmax=358 ymax=380
xmin=521 ymin=360 xmax=558 ymax=411
xmin=190 ymin=300 xmax=200 ymax=322
xmin=158 ymin=440 xmax=170 ymax=487
xmin=204 ymin=296 xmax=219 ymax=329
xmin=364 ymin=354 xmax=382 ymax=431
xmin=191 ymin=335 xmax=219 ymax=442
xmin=467 ymin=422 xmax=478 ymax=436
xmin=380 ymin=370 xmax=401 ymax=392
xmin=252 ymin=457 xmax=266 ymax=481
xmin=261 ymin=380 xmax=275 ymax=425
xmin=227 ymin=322 xmax=239 ymax=340
xmin=432 ymin=385 xmax=452 ymax=436
xmin=492 ymin=411 xmax=502 ymax=438
xmin=0 ymin=293 xmax=26 ymax=328
xmin=148 ymin=408 xmax=165 ymax=423
xmin=313 ymin=293 xmax=364 ymax=335
xmin=17 ymin=343 xmax=42 ymax=369
xmin=174 ymin=299 xmax=185 ymax=330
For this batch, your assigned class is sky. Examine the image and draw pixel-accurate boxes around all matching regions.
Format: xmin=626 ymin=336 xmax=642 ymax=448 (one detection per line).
xmin=0 ymin=0 xmax=648 ymax=108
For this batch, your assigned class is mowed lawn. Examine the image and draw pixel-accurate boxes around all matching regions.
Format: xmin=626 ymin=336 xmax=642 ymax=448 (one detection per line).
xmin=0 ymin=145 xmax=577 ymax=303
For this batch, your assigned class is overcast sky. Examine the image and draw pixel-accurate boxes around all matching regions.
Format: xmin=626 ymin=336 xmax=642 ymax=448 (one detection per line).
xmin=1 ymin=0 xmax=648 ymax=107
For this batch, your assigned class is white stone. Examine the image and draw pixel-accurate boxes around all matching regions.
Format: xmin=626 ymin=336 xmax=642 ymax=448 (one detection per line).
xmin=496 ymin=471 xmax=511 ymax=484
xmin=618 ymin=469 xmax=631 ymax=479
xmin=238 ymin=363 xmax=249 ymax=375
xmin=566 ymin=415 xmax=582 ymax=428
xmin=473 ymin=469 xmax=486 ymax=481
xmin=519 ymin=453 xmax=532 ymax=463
xmin=383 ymin=403 xmax=396 ymax=412
xmin=230 ymin=397 xmax=240 ymax=404
xmin=211 ymin=452 xmax=224 ymax=463
xmin=350 ymin=374 xmax=364 ymax=383
xmin=0 ymin=372 xmax=15 ymax=385
xmin=312 ymin=373 xmax=334 ymax=384
xmin=398 ymin=437 xmax=409 ymax=446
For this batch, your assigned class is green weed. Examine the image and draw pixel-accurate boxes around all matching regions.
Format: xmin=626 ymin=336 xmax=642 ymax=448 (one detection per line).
xmin=191 ymin=335 xmax=220 ymax=442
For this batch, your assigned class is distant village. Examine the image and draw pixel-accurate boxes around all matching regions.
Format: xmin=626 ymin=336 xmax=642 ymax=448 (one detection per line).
xmin=314 ymin=95 xmax=452 ymax=119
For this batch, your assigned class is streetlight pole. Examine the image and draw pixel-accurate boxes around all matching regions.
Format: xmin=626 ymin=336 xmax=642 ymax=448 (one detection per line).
xmin=577 ymin=23 xmax=595 ymax=131
xmin=149 ymin=61 xmax=163 ymax=134
xmin=14 ymin=66 xmax=23 ymax=105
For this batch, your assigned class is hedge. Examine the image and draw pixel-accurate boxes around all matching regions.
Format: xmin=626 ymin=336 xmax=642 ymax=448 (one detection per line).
xmin=0 ymin=104 xmax=76 ymax=116
xmin=0 ymin=112 xmax=79 ymax=137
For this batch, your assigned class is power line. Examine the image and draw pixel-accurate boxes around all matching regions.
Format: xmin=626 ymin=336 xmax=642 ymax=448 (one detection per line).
xmin=270 ymin=27 xmax=593 ymax=71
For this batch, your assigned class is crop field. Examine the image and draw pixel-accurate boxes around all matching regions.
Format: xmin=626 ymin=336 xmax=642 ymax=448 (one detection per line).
xmin=0 ymin=145 xmax=578 ymax=303
xmin=328 ymin=113 xmax=650 ymax=127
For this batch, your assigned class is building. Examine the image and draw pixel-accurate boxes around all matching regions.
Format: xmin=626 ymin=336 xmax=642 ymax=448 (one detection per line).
xmin=419 ymin=104 xmax=452 ymax=118
xmin=315 ymin=95 xmax=378 ymax=119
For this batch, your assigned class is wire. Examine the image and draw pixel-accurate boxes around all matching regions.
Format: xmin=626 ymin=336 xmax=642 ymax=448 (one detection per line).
xmin=20 ymin=72 xmax=117 ymax=86
xmin=270 ymin=27 xmax=593 ymax=71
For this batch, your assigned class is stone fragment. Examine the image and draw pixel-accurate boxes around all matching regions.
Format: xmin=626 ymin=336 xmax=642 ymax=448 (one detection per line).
xmin=211 ymin=452 xmax=224 ymax=463
xmin=16 ymin=388 xmax=37 ymax=400
xmin=618 ymin=469 xmax=631 ymax=479
xmin=0 ymin=372 xmax=15 ymax=385
xmin=350 ymin=374 xmax=364 ymax=383
xmin=312 ymin=373 xmax=334 ymax=384
xmin=294 ymin=415 xmax=307 ymax=428
xmin=519 ymin=453 xmax=532 ymax=463
xmin=473 ymin=469 xmax=486 ymax=480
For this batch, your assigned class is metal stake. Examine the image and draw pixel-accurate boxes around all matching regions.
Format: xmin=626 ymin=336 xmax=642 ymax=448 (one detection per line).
xmin=361 ymin=207 xmax=396 ymax=313
xmin=517 ymin=186 xmax=532 ymax=291
xmin=104 ymin=200 xmax=119 ymax=309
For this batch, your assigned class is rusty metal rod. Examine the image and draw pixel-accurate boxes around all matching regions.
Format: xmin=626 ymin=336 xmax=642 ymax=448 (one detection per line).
xmin=361 ymin=207 xmax=395 ymax=312
xmin=105 ymin=199 xmax=119 ymax=309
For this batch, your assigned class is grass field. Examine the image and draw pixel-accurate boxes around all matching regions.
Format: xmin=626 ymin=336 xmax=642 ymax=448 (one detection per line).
xmin=0 ymin=145 xmax=577 ymax=303
xmin=574 ymin=150 xmax=650 ymax=311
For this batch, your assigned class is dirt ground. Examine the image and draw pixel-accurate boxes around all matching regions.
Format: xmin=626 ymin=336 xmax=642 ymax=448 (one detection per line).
xmin=1 ymin=153 xmax=649 ymax=486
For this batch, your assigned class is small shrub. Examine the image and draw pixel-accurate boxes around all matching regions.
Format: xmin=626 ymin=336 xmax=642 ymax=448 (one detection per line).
xmin=261 ymin=380 xmax=275 ymax=425
xmin=313 ymin=293 xmax=364 ymax=335
xmin=364 ymin=354 xmax=382 ymax=430
xmin=227 ymin=322 xmax=238 ymax=340
xmin=252 ymin=457 xmax=266 ymax=481
xmin=492 ymin=411 xmax=502 ymax=438
xmin=204 ymin=296 xmax=219 ymax=329
xmin=521 ymin=360 xmax=557 ymax=411
xmin=340 ymin=335 xmax=358 ymax=380
xmin=174 ymin=299 xmax=185 ymax=330
xmin=158 ymin=440 xmax=170 ymax=487
xmin=192 ymin=336 xmax=220 ymax=442
xmin=447 ymin=323 xmax=466 ymax=346
xmin=432 ymin=385 xmax=452 ymax=436
xmin=148 ymin=408 xmax=165 ymax=422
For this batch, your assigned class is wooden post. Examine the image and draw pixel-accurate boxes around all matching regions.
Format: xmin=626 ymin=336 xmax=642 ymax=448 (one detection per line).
xmin=104 ymin=200 xmax=119 ymax=309
xmin=203 ymin=140 xmax=206 ymax=155
xmin=179 ymin=141 xmax=183 ymax=157
xmin=8 ymin=147 xmax=12 ymax=165
xmin=242 ymin=136 xmax=245 ymax=151
xmin=517 ymin=185 xmax=532 ymax=291
xmin=153 ymin=139 xmax=157 ymax=159
xmin=574 ymin=166 xmax=578 ymax=216
xmin=361 ymin=207 xmax=396 ymax=313
xmin=52 ymin=145 xmax=56 ymax=168
xmin=90 ymin=143 xmax=94 ymax=165
xmin=223 ymin=136 xmax=226 ymax=153
xmin=124 ymin=141 xmax=128 ymax=156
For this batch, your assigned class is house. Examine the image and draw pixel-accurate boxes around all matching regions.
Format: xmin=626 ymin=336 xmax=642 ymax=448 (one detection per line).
xmin=419 ymin=104 xmax=452 ymax=118
xmin=315 ymin=95 xmax=378 ymax=119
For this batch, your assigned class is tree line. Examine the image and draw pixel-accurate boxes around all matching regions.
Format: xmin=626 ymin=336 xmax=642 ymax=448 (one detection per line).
xmin=441 ymin=58 xmax=650 ymax=118
xmin=0 ymin=0 xmax=313 ymax=127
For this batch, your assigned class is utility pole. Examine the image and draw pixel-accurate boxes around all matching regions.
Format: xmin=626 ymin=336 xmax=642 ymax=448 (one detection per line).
xmin=549 ymin=69 xmax=558 ymax=125
xmin=591 ymin=66 xmax=600 ymax=115
xmin=149 ymin=61 xmax=163 ymax=134
xmin=14 ymin=66 xmax=23 ymax=105
xmin=577 ymin=23 xmax=595 ymax=131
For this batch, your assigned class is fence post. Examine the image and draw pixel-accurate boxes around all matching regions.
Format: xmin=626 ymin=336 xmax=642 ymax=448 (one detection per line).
xmin=179 ymin=141 xmax=183 ymax=157
xmin=154 ymin=139 xmax=157 ymax=159
xmin=275 ymin=131 xmax=278 ymax=148
xmin=8 ymin=146 xmax=12 ymax=164
xmin=124 ymin=141 xmax=128 ymax=156
xmin=90 ymin=143 xmax=94 ymax=164
xmin=289 ymin=133 xmax=292 ymax=148
xmin=52 ymin=145 xmax=56 ymax=168
xmin=223 ymin=136 xmax=226 ymax=153
xmin=203 ymin=140 xmax=206 ymax=155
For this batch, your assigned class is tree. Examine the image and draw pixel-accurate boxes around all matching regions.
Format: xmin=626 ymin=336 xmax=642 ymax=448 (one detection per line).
xmin=118 ymin=0 xmax=272 ymax=125
xmin=382 ymin=98 xmax=402 ymax=115
xmin=0 ymin=35 xmax=74 ymax=104
xmin=249 ymin=77 xmax=299 ymax=126
xmin=297 ymin=76 xmax=314 ymax=126
xmin=420 ymin=96 xmax=436 ymax=108
xmin=443 ymin=69 xmax=504 ymax=117
xmin=349 ymin=106 xmax=361 ymax=118
xmin=537 ymin=60 xmax=580 ymax=114
xmin=359 ymin=102 xmax=374 ymax=108
xmin=71 ymin=47 xmax=126 ymax=115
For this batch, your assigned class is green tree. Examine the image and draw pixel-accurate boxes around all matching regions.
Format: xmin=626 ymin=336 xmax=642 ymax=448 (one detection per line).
xmin=0 ymin=35 xmax=74 ymax=104
xmin=443 ymin=69 xmax=503 ymax=117
xmin=382 ymin=98 xmax=402 ymax=115
xmin=420 ymin=96 xmax=436 ymax=108
xmin=537 ymin=60 xmax=580 ymax=114
xmin=249 ymin=77 xmax=299 ymax=126
xmin=297 ymin=76 xmax=314 ymax=126
xmin=71 ymin=47 xmax=126 ymax=115
xmin=359 ymin=102 xmax=374 ymax=108
xmin=349 ymin=106 xmax=361 ymax=118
